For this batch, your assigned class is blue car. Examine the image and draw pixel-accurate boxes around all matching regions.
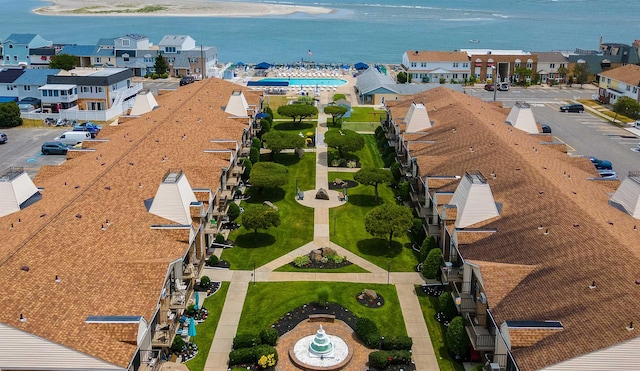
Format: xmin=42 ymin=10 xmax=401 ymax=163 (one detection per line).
xmin=73 ymin=122 xmax=102 ymax=137
xmin=589 ymin=157 xmax=613 ymax=170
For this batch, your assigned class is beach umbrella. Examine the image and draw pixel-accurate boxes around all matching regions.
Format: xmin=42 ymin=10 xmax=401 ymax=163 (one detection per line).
xmin=354 ymin=62 xmax=369 ymax=70
xmin=194 ymin=291 xmax=200 ymax=311
xmin=236 ymin=61 xmax=245 ymax=66
xmin=188 ymin=317 xmax=197 ymax=337
xmin=256 ymin=112 xmax=269 ymax=119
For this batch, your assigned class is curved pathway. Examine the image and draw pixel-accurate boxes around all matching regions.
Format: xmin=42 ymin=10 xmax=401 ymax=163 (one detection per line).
xmin=202 ymin=89 xmax=438 ymax=371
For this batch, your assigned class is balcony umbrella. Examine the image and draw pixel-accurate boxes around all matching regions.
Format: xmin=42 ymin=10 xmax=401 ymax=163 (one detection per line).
xmin=194 ymin=291 xmax=200 ymax=311
xmin=188 ymin=317 xmax=197 ymax=337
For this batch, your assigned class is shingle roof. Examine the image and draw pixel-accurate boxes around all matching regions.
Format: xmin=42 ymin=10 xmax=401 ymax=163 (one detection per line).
xmin=59 ymin=45 xmax=99 ymax=56
xmin=13 ymin=69 xmax=61 ymax=86
xmin=0 ymin=68 xmax=25 ymax=83
xmin=4 ymin=33 xmax=38 ymax=45
xmin=0 ymin=78 xmax=261 ymax=368
xmin=599 ymin=64 xmax=640 ymax=86
xmin=405 ymin=50 xmax=469 ymax=62
xmin=393 ymin=87 xmax=640 ymax=370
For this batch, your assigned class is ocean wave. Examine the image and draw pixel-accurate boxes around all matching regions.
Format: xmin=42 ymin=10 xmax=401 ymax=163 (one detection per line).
xmin=440 ymin=18 xmax=495 ymax=22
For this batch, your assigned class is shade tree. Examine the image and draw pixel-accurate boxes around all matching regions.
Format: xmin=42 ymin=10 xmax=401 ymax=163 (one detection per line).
xmin=262 ymin=131 xmax=306 ymax=160
xmin=241 ymin=205 xmax=280 ymax=241
xmin=364 ymin=204 xmax=413 ymax=247
xmin=354 ymin=168 xmax=393 ymax=204
xmin=324 ymin=105 xmax=348 ymax=126
xmin=249 ymin=162 xmax=288 ymax=192
xmin=324 ymin=129 xmax=364 ymax=158
xmin=277 ymin=104 xmax=318 ymax=126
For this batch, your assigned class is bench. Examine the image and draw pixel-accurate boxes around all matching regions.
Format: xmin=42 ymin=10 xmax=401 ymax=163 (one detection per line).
xmin=308 ymin=314 xmax=336 ymax=322
xmin=263 ymin=200 xmax=279 ymax=211
xmin=297 ymin=191 xmax=304 ymax=200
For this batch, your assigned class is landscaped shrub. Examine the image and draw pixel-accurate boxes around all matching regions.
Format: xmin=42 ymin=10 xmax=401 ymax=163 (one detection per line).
xmin=233 ymin=333 xmax=261 ymax=349
xmin=374 ymin=125 xmax=385 ymax=139
xmin=421 ymin=248 xmax=442 ymax=280
xmin=259 ymin=328 xmax=279 ymax=346
xmin=439 ymin=292 xmax=457 ymax=320
xmin=368 ymin=350 xmax=412 ymax=369
xmin=327 ymin=254 xmax=345 ymax=264
xmin=411 ymin=218 xmax=426 ymax=247
xmin=385 ymin=152 xmax=397 ymax=167
xmin=293 ymin=255 xmax=311 ymax=267
xmin=397 ymin=180 xmax=410 ymax=201
xmin=228 ymin=347 xmax=254 ymax=365
xmin=447 ymin=316 xmax=470 ymax=358
xmin=242 ymin=159 xmax=252 ymax=181
xmin=380 ymin=335 xmax=413 ymax=350
xmin=215 ymin=233 xmax=226 ymax=243
xmin=253 ymin=345 xmax=278 ymax=367
xmin=207 ymin=254 xmax=219 ymax=266
xmin=185 ymin=304 xmax=197 ymax=316
xmin=200 ymin=275 xmax=211 ymax=288
xmin=382 ymin=145 xmax=395 ymax=159
xmin=257 ymin=353 xmax=277 ymax=369
xmin=227 ymin=202 xmax=241 ymax=221
xmin=250 ymin=147 xmax=260 ymax=164
xmin=390 ymin=161 xmax=401 ymax=182
xmin=355 ymin=317 xmax=381 ymax=348
xmin=171 ymin=336 xmax=186 ymax=354
xmin=316 ymin=287 xmax=331 ymax=306
xmin=420 ymin=235 xmax=438 ymax=262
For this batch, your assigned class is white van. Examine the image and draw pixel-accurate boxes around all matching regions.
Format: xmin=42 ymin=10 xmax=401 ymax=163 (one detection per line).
xmin=54 ymin=131 xmax=91 ymax=146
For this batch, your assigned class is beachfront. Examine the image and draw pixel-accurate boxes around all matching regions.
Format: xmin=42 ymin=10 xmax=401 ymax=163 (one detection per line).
xmin=33 ymin=0 xmax=334 ymax=17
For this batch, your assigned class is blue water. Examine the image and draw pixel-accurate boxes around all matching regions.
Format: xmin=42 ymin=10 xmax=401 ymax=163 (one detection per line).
xmin=2 ymin=0 xmax=640 ymax=63
xmin=259 ymin=77 xmax=348 ymax=86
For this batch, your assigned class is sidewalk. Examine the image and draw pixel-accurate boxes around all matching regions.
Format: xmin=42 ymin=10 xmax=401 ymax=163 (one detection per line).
xmin=203 ymin=89 xmax=436 ymax=371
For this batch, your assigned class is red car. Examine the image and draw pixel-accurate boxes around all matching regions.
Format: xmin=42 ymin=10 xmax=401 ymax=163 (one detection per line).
xmin=484 ymin=84 xmax=495 ymax=91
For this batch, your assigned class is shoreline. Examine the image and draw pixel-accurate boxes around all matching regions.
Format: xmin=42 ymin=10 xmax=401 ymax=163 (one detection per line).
xmin=33 ymin=0 xmax=335 ymax=17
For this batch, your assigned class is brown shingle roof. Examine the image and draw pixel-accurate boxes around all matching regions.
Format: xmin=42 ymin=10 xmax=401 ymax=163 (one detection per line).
xmin=397 ymin=87 xmax=640 ymax=370
xmin=404 ymin=50 xmax=469 ymax=62
xmin=599 ymin=64 xmax=640 ymax=86
xmin=0 ymin=78 xmax=261 ymax=367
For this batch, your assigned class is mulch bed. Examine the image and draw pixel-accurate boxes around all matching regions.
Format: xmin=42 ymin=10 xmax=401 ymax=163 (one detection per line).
xmin=194 ymin=281 xmax=221 ymax=295
xmin=356 ymin=292 xmax=386 ymax=308
xmin=420 ymin=284 xmax=446 ymax=297
xmin=272 ymin=302 xmax=358 ymax=336
xmin=328 ymin=179 xmax=359 ymax=190
xmin=206 ymin=260 xmax=230 ymax=269
xmin=287 ymin=260 xmax=353 ymax=269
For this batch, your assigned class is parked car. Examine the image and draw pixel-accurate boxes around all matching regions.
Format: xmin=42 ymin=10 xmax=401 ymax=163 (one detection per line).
xmin=540 ymin=124 xmax=552 ymax=134
xmin=589 ymin=157 xmax=613 ymax=170
xmin=484 ymin=84 xmax=495 ymax=91
xmin=41 ymin=141 xmax=69 ymax=155
xmin=73 ymin=122 xmax=101 ymax=137
xmin=498 ymin=83 xmax=509 ymax=91
xmin=598 ymin=169 xmax=618 ymax=179
xmin=560 ymin=103 xmax=584 ymax=113
xmin=632 ymin=120 xmax=640 ymax=129
xmin=54 ymin=131 xmax=92 ymax=146
xmin=0 ymin=131 xmax=7 ymax=144
xmin=180 ymin=76 xmax=195 ymax=86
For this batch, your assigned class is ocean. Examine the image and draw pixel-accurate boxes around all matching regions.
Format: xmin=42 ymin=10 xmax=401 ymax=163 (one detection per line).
xmin=3 ymin=0 xmax=640 ymax=64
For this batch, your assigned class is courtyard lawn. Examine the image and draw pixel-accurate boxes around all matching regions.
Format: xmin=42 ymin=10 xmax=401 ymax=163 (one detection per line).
xmin=327 ymin=134 xmax=384 ymax=169
xmin=341 ymin=121 xmax=381 ymax=133
xmin=274 ymin=262 xmax=369 ymax=273
xmin=328 ymin=172 xmax=417 ymax=271
xmin=186 ymin=282 xmax=230 ymax=371
xmin=237 ymin=282 xmax=407 ymax=337
xmin=416 ymin=287 xmax=465 ymax=371
xmin=222 ymin=153 xmax=315 ymax=269
xmin=271 ymin=119 xmax=317 ymax=132
xmin=342 ymin=106 xmax=386 ymax=123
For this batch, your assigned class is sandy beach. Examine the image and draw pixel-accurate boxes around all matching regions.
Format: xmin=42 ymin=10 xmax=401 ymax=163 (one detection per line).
xmin=33 ymin=0 xmax=334 ymax=17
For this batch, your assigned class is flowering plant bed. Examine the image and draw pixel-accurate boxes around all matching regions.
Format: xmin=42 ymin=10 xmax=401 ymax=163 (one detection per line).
xmin=271 ymin=302 xmax=358 ymax=336
xmin=287 ymin=260 xmax=353 ymax=270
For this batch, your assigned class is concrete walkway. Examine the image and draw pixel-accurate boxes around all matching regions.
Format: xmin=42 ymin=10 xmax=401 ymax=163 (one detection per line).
xmin=203 ymin=90 xmax=437 ymax=370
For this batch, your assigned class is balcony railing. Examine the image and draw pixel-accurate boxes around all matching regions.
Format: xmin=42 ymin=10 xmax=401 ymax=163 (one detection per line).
xmin=452 ymin=281 xmax=475 ymax=313
xmin=151 ymin=321 xmax=176 ymax=347
xmin=442 ymin=263 xmax=463 ymax=283
xmin=465 ymin=312 xmax=495 ymax=351
xmin=139 ymin=350 xmax=161 ymax=371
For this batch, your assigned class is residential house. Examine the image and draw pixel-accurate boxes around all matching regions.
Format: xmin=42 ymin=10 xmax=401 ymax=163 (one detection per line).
xmin=58 ymin=44 xmax=115 ymax=68
xmin=1 ymin=33 xmax=52 ymax=67
xmin=27 ymin=46 xmax=57 ymax=69
xmin=0 ymin=68 xmax=24 ymax=103
xmin=401 ymin=50 xmax=470 ymax=83
xmin=461 ymin=49 xmax=537 ymax=85
xmin=0 ymin=78 xmax=262 ymax=371
xmin=384 ymin=87 xmax=640 ymax=370
xmin=13 ymin=68 xmax=61 ymax=102
xmin=533 ymin=52 xmax=568 ymax=84
xmin=597 ymin=64 xmax=640 ymax=104
xmin=114 ymin=34 xmax=157 ymax=76
xmin=158 ymin=35 xmax=218 ymax=79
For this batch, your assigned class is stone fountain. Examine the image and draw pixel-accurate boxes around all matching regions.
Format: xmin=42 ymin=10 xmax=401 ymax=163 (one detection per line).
xmin=290 ymin=324 xmax=352 ymax=370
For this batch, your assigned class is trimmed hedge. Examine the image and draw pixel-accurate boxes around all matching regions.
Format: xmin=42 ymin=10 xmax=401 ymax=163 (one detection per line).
xmin=259 ymin=328 xmax=279 ymax=346
xmin=439 ymin=292 xmax=457 ymax=320
xmin=207 ymin=254 xmax=219 ymax=266
xmin=228 ymin=345 xmax=278 ymax=366
xmin=368 ymin=350 xmax=412 ymax=369
xmin=232 ymin=333 xmax=261 ymax=349
xmin=422 ymin=248 xmax=442 ymax=280
xmin=380 ymin=335 xmax=413 ymax=350
xmin=355 ymin=317 xmax=380 ymax=348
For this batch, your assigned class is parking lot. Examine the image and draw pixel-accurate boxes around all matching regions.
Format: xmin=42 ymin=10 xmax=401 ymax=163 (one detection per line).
xmin=0 ymin=127 xmax=69 ymax=178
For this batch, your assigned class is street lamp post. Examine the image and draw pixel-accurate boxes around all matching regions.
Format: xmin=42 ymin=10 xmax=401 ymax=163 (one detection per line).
xmin=492 ymin=65 xmax=498 ymax=102
xmin=387 ymin=261 xmax=390 ymax=285
xmin=253 ymin=262 xmax=256 ymax=286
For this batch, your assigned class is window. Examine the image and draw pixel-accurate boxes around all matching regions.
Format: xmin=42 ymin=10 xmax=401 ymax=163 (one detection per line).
xmin=410 ymin=62 xmax=417 ymax=68
xmin=25 ymin=86 xmax=30 ymax=91
xmin=167 ymin=58 xmax=175 ymax=64
xmin=421 ymin=62 xmax=427 ymax=67
xmin=634 ymin=87 xmax=638 ymax=94
xmin=560 ymin=63 xmax=565 ymax=68
xmin=463 ymin=62 xmax=469 ymax=68
xmin=6 ymin=86 xmax=13 ymax=91
xmin=123 ymin=53 xmax=129 ymax=62
xmin=515 ymin=63 xmax=520 ymax=68
xmin=96 ymin=87 xmax=104 ymax=93
xmin=453 ymin=62 xmax=459 ymax=67
xmin=607 ymin=78 xmax=611 ymax=84
xmin=122 ymin=39 xmax=130 ymax=47
xmin=600 ymin=76 xmax=605 ymax=82
xmin=14 ymin=56 xmax=18 ymax=61
xmin=82 ymin=86 xmax=91 ymax=93
xmin=550 ymin=63 xmax=555 ymax=68
xmin=188 ymin=57 xmax=198 ymax=63
xmin=165 ymin=46 xmax=176 ymax=53
xmin=144 ymin=54 xmax=153 ymax=63
xmin=526 ymin=62 xmax=532 ymax=69
xmin=5 ymin=56 xmax=8 ymax=61
xmin=95 ymin=57 xmax=101 ymax=63
xmin=8 ymin=44 xmax=12 ymax=49
xmin=626 ymin=85 xmax=631 ymax=91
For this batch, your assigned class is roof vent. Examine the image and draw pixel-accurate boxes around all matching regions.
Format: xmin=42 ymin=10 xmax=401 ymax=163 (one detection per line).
xmin=589 ymin=281 xmax=596 ymax=289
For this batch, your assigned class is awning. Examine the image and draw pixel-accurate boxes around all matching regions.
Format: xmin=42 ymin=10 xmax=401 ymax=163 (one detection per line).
xmin=354 ymin=62 xmax=369 ymax=70
xmin=39 ymin=84 xmax=77 ymax=90
xmin=247 ymin=80 xmax=288 ymax=87
xmin=255 ymin=62 xmax=272 ymax=69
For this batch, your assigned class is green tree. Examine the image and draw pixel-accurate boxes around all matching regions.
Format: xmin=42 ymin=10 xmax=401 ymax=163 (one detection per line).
xmin=421 ymin=248 xmax=441 ymax=279
xmin=514 ymin=66 xmax=533 ymax=85
xmin=612 ymin=96 xmax=640 ymax=121
xmin=154 ymin=52 xmax=169 ymax=75
xmin=419 ymin=235 xmax=438 ymax=262
xmin=324 ymin=105 xmax=348 ymax=126
xmin=277 ymin=104 xmax=318 ymax=126
xmin=397 ymin=71 xmax=409 ymax=84
xmin=262 ymin=131 xmax=305 ymax=160
xmin=49 ymin=53 xmax=77 ymax=71
xmin=250 ymin=147 xmax=260 ymax=164
xmin=241 ymin=158 xmax=252 ymax=182
xmin=0 ymin=102 xmax=22 ymax=128
xmin=364 ymin=204 xmax=413 ymax=247
xmin=354 ymin=168 xmax=393 ymax=204
xmin=439 ymin=292 xmax=458 ymax=320
xmin=573 ymin=62 xmax=590 ymax=88
xmin=249 ymin=162 xmax=288 ymax=192
xmin=241 ymin=205 xmax=280 ymax=240
xmin=556 ymin=65 xmax=568 ymax=84
xmin=446 ymin=316 xmax=470 ymax=358
xmin=324 ymin=129 xmax=364 ymax=158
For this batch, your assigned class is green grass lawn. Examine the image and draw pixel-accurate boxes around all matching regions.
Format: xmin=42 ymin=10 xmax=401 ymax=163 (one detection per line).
xmin=274 ymin=262 xmax=369 ymax=273
xmin=237 ymin=282 xmax=407 ymax=337
xmin=186 ymin=282 xmax=230 ymax=371
xmin=326 ymin=134 xmax=384 ymax=169
xmin=342 ymin=121 xmax=381 ymax=133
xmin=577 ymin=99 xmax=634 ymax=124
xmin=222 ymin=153 xmax=315 ymax=269
xmin=328 ymin=172 xmax=417 ymax=271
xmin=271 ymin=119 xmax=317 ymax=132
xmin=416 ymin=287 xmax=465 ymax=371
xmin=343 ymin=106 xmax=386 ymax=122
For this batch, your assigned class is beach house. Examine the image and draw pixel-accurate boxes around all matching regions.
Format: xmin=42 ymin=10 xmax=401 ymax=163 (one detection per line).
xmin=0 ymin=33 xmax=53 ymax=67
xmin=597 ymin=64 xmax=640 ymax=104
xmin=401 ymin=50 xmax=470 ymax=83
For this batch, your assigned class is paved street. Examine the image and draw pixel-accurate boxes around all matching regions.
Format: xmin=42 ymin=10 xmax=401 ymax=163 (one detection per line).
xmin=0 ymin=127 xmax=68 ymax=177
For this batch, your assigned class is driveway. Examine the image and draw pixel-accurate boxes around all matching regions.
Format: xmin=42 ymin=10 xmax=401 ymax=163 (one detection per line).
xmin=0 ymin=127 xmax=69 ymax=178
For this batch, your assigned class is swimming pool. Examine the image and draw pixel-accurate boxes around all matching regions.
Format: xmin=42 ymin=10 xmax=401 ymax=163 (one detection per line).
xmin=257 ymin=78 xmax=348 ymax=87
